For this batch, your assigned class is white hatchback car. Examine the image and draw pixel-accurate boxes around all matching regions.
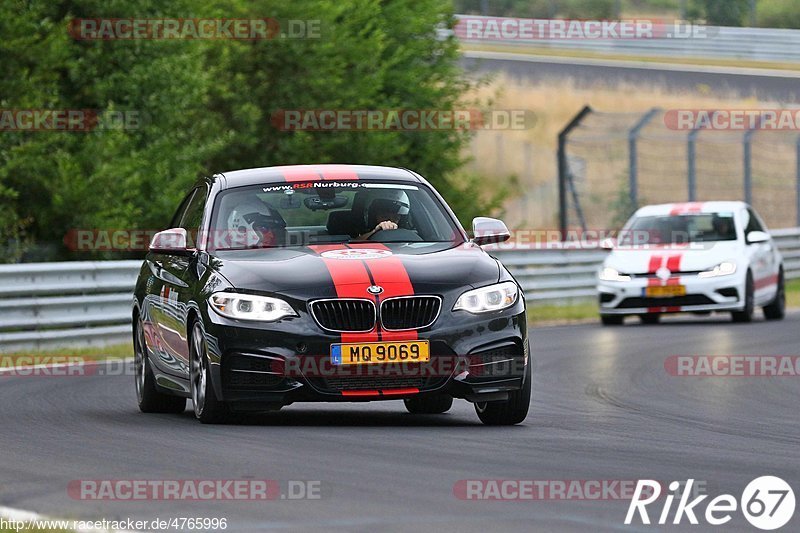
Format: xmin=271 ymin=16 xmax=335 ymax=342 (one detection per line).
xmin=597 ymin=201 xmax=785 ymax=325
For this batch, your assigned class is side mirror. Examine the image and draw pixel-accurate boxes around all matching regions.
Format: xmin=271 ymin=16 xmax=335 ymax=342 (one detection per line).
xmin=150 ymin=228 xmax=190 ymax=253
xmin=746 ymin=230 xmax=769 ymax=244
xmin=472 ymin=217 xmax=511 ymax=246
xmin=600 ymin=237 xmax=616 ymax=250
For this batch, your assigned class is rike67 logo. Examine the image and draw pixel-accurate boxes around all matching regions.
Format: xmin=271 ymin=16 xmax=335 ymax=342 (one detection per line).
xmin=626 ymin=477 xmax=795 ymax=530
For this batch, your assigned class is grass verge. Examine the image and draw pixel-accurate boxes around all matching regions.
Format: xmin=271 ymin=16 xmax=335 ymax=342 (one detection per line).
xmin=0 ymin=343 xmax=132 ymax=367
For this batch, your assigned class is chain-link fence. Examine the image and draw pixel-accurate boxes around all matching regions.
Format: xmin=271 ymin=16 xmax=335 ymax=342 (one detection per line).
xmin=559 ymin=107 xmax=800 ymax=231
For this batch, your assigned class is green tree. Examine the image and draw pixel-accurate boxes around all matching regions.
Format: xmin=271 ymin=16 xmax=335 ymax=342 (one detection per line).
xmin=0 ymin=0 xmax=500 ymax=261
xmin=688 ymin=0 xmax=750 ymax=26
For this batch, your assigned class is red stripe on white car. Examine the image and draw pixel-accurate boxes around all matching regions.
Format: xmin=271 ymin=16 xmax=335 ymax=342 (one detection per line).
xmin=647 ymin=253 xmax=683 ymax=313
xmin=754 ymin=273 xmax=779 ymax=291
xmin=669 ymin=202 xmax=704 ymax=215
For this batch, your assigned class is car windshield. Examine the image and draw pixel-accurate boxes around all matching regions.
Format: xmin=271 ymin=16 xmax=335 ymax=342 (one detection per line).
xmin=209 ymin=180 xmax=461 ymax=250
xmin=621 ymin=213 xmax=737 ymax=245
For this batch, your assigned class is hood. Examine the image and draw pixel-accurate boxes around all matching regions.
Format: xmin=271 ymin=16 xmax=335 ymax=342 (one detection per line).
xmin=604 ymin=241 xmax=742 ymax=274
xmin=210 ymin=242 xmax=500 ymax=299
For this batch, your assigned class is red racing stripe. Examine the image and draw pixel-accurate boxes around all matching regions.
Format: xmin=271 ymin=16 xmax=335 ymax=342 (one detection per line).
xmin=669 ymin=202 xmax=704 ymax=216
xmin=308 ymin=244 xmax=379 ymax=343
xmin=278 ymin=165 xmax=321 ymax=182
xmin=318 ymin=165 xmax=359 ymax=181
xmin=380 ymin=388 xmax=420 ymax=396
xmin=349 ymin=243 xmax=418 ymax=341
xmin=647 ymin=254 xmax=683 ymax=313
xmin=754 ymin=273 xmax=779 ymax=290
xmin=277 ymin=164 xmax=359 ymax=182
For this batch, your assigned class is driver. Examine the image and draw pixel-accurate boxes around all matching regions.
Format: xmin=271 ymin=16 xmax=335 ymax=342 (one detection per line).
xmin=356 ymin=191 xmax=410 ymax=241
xmin=713 ymin=215 xmax=734 ymax=240
xmin=226 ymin=199 xmax=286 ymax=248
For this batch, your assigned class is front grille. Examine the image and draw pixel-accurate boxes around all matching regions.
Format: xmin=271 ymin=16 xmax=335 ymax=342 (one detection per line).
xmin=617 ymin=295 xmax=715 ymax=309
xmin=380 ymin=296 xmax=441 ymax=331
xmin=310 ymin=299 xmax=376 ymax=332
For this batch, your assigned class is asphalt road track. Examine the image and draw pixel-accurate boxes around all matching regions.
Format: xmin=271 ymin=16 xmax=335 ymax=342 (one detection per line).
xmin=462 ymin=51 xmax=800 ymax=102
xmin=1 ymin=313 xmax=798 ymax=532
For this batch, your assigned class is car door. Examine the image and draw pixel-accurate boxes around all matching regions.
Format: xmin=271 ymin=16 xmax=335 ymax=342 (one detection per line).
xmin=742 ymin=207 xmax=776 ymax=304
xmin=146 ymin=186 xmax=208 ymax=379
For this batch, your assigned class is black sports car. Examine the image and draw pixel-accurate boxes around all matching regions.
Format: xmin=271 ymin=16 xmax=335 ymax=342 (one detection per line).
xmin=132 ymin=165 xmax=530 ymax=424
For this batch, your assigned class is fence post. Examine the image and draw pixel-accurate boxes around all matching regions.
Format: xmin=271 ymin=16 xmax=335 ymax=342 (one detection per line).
xmin=686 ymin=110 xmax=720 ymax=202
xmin=687 ymin=129 xmax=698 ymax=202
xmin=558 ymin=106 xmax=592 ymax=238
xmin=628 ymin=108 xmax=659 ymax=209
xmin=796 ymin=135 xmax=800 ymax=227
xmin=743 ymin=128 xmax=754 ymax=205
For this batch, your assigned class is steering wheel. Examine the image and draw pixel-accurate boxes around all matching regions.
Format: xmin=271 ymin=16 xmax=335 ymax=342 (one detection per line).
xmin=368 ymin=228 xmax=422 ymax=242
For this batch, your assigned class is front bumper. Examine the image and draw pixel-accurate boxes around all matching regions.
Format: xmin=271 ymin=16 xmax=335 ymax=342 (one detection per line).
xmin=202 ymin=301 xmax=528 ymax=408
xmin=597 ymin=273 xmax=745 ymax=315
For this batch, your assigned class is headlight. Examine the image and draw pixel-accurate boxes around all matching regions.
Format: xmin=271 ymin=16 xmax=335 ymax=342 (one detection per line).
xmin=210 ymin=292 xmax=297 ymax=322
xmin=453 ymin=281 xmax=519 ymax=314
xmin=698 ymin=261 xmax=737 ymax=279
xmin=599 ymin=267 xmax=632 ymax=282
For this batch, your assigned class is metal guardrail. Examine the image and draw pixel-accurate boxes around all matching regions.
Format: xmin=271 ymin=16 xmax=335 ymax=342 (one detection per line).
xmin=453 ymin=16 xmax=800 ymax=63
xmin=0 ymin=228 xmax=797 ymax=351
xmin=0 ymin=261 xmax=140 ymax=352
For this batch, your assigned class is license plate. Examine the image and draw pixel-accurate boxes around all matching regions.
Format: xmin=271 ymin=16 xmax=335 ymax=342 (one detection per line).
xmin=331 ymin=341 xmax=430 ymax=365
xmin=645 ymin=285 xmax=687 ymax=298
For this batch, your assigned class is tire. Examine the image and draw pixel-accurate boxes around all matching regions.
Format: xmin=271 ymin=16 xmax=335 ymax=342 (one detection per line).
xmin=134 ymin=316 xmax=186 ymax=414
xmin=475 ymin=356 xmax=531 ymax=426
xmin=190 ymin=320 xmax=230 ymax=424
xmin=731 ymin=271 xmax=755 ymax=323
xmin=404 ymin=395 xmax=453 ymax=414
xmin=601 ymin=315 xmax=624 ymax=326
xmin=763 ymin=269 xmax=786 ymax=321
xmin=639 ymin=313 xmax=661 ymax=325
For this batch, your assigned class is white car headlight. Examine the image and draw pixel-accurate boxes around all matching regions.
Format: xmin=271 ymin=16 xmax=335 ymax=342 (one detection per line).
xmin=210 ymin=292 xmax=297 ymax=322
xmin=599 ymin=267 xmax=632 ymax=282
xmin=453 ymin=281 xmax=519 ymax=314
xmin=697 ymin=261 xmax=737 ymax=279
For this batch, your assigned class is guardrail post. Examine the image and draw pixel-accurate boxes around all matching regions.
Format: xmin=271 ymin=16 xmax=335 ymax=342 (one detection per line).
xmin=558 ymin=105 xmax=592 ymax=238
xmin=628 ymin=108 xmax=659 ymax=209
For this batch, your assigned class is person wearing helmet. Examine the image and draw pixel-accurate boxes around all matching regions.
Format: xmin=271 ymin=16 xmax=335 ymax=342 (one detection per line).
xmin=356 ymin=190 xmax=411 ymax=240
xmin=226 ymin=198 xmax=287 ymax=248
